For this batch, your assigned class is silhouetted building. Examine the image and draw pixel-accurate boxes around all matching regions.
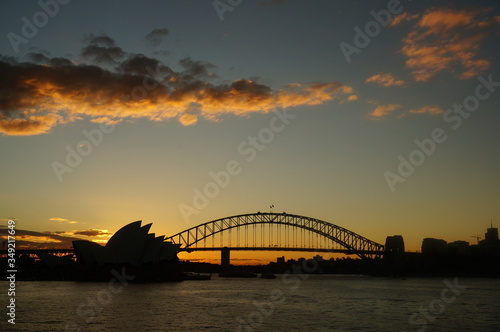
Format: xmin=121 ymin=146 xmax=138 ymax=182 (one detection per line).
xmin=448 ymin=241 xmax=470 ymax=256
xmin=277 ymin=256 xmax=285 ymax=264
xmin=73 ymin=220 xmax=180 ymax=266
xmin=71 ymin=220 xmax=183 ymax=281
xmin=384 ymin=235 xmax=405 ymax=264
xmin=385 ymin=235 xmax=405 ymax=253
xmin=478 ymin=224 xmax=500 ymax=257
xmin=484 ymin=226 xmax=499 ymax=243
xmin=422 ymin=238 xmax=447 ymax=255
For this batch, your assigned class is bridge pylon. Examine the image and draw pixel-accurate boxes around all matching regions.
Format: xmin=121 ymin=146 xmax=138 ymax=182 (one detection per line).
xmin=221 ymin=247 xmax=230 ymax=269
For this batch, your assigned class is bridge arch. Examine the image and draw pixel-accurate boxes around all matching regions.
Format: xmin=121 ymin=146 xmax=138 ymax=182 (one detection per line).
xmin=166 ymin=213 xmax=384 ymax=259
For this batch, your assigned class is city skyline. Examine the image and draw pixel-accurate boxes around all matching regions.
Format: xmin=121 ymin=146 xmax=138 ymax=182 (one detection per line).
xmin=1 ymin=0 xmax=500 ymax=264
xmin=2 ymin=212 xmax=497 ymax=265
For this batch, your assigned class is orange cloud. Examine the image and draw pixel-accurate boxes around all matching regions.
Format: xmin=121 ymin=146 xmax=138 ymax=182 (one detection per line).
xmin=55 ymin=229 xmax=112 ymax=244
xmin=178 ymin=113 xmax=198 ymax=126
xmin=398 ymin=8 xmax=498 ymax=81
xmin=18 ymin=235 xmax=63 ymax=243
xmin=408 ymin=106 xmax=444 ymax=115
xmin=50 ymin=217 xmax=79 ymax=224
xmin=0 ymin=228 xmax=114 ymax=249
xmin=389 ymin=13 xmax=419 ymax=26
xmin=0 ymin=114 xmax=62 ymax=136
xmin=74 ymin=229 xmax=111 ymax=237
xmin=368 ymin=104 xmax=401 ymax=119
xmin=90 ymin=116 xmax=122 ymax=125
xmin=418 ymin=10 xmax=476 ymax=32
xmin=0 ymin=35 xmax=356 ymax=136
xmin=0 ymin=218 xmax=17 ymax=222
xmin=0 ymin=230 xmax=76 ymax=249
xmin=365 ymin=73 xmax=405 ymax=87
xmin=398 ymin=105 xmax=445 ymax=118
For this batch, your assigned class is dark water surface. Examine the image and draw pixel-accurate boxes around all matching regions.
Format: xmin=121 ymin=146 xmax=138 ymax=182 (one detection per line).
xmin=1 ymin=275 xmax=499 ymax=331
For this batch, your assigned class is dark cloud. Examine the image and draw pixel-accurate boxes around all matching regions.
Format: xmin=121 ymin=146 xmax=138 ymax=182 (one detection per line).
xmin=0 ymin=228 xmax=116 ymax=249
xmin=27 ymin=52 xmax=73 ymax=67
xmin=144 ymin=28 xmax=169 ymax=47
xmin=0 ymin=229 xmax=83 ymax=249
xmin=0 ymin=32 xmax=357 ymax=135
xmin=74 ymin=229 xmax=112 ymax=237
xmin=179 ymin=57 xmax=217 ymax=80
xmin=26 ymin=52 xmax=50 ymax=63
xmin=118 ymin=54 xmax=173 ymax=77
xmin=83 ymin=34 xmax=116 ymax=47
xmin=81 ymin=34 xmax=125 ymax=65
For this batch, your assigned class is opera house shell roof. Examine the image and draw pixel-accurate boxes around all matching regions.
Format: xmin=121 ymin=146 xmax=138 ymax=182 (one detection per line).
xmin=72 ymin=220 xmax=180 ymax=267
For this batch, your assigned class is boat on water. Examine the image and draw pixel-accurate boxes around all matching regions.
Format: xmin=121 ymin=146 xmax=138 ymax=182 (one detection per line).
xmin=219 ymin=271 xmax=257 ymax=278
xmin=183 ymin=272 xmax=211 ymax=280
xmin=260 ymin=272 xmax=276 ymax=279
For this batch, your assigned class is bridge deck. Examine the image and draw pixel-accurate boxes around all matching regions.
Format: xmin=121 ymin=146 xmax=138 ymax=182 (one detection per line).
xmin=180 ymin=247 xmax=381 ymax=255
xmin=1 ymin=247 xmax=382 ymax=256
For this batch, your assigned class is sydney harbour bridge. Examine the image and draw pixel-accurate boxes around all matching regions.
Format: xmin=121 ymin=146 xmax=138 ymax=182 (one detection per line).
xmin=166 ymin=212 xmax=384 ymax=263
xmin=4 ymin=212 xmax=386 ymax=264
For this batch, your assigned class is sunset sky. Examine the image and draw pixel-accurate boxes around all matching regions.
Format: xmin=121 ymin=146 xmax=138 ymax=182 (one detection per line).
xmin=1 ymin=0 xmax=499 ymax=264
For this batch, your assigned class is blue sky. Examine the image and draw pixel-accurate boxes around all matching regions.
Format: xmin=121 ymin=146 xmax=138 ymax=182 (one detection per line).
xmin=1 ymin=0 xmax=499 ymax=262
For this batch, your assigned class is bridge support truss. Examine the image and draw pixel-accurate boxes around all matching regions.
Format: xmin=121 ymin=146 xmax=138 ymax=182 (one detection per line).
xmin=166 ymin=213 xmax=384 ymax=260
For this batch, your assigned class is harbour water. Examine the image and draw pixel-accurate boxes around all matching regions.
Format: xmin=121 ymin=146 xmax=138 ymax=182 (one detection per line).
xmin=1 ymin=275 xmax=499 ymax=331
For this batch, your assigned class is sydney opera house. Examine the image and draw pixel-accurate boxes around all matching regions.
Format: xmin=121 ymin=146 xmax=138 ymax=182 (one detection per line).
xmin=71 ymin=220 xmax=183 ymax=281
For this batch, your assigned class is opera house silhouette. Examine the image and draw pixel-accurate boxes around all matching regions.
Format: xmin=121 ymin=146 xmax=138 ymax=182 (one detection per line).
xmin=73 ymin=220 xmax=179 ymax=266
xmin=71 ymin=220 xmax=183 ymax=282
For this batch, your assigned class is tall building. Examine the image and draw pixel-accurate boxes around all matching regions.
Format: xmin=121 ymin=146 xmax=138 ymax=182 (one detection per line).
xmin=484 ymin=224 xmax=499 ymax=243
xmin=385 ymin=235 xmax=405 ymax=253
xmin=448 ymin=241 xmax=470 ymax=256
xmin=421 ymin=238 xmax=448 ymax=255
xmin=384 ymin=235 xmax=405 ymax=261
xmin=479 ymin=223 xmax=500 ymax=257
